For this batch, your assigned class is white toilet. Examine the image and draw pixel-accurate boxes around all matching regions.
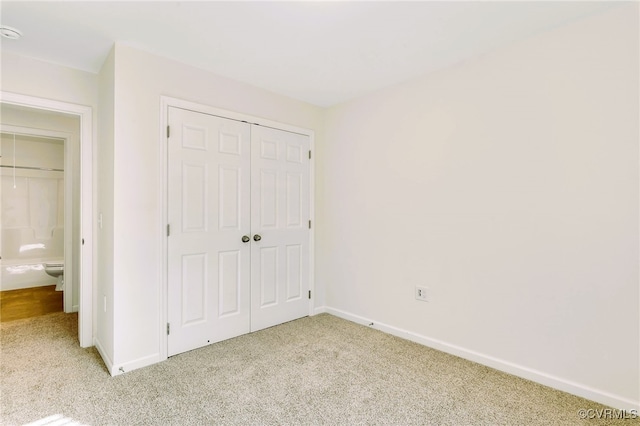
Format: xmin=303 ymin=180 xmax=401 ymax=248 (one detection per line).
xmin=44 ymin=263 xmax=64 ymax=291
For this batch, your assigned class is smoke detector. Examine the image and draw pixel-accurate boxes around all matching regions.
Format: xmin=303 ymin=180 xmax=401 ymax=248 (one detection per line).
xmin=0 ymin=26 xmax=22 ymax=40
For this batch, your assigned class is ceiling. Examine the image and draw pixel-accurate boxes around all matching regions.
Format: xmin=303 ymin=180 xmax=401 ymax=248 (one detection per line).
xmin=0 ymin=1 xmax=621 ymax=107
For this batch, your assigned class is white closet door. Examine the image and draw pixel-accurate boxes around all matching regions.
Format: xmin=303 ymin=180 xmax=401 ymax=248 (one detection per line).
xmin=250 ymin=125 xmax=310 ymax=332
xmin=167 ymin=107 xmax=251 ymax=357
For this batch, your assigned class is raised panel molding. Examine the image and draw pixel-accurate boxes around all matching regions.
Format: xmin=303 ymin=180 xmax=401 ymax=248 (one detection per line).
xmin=260 ymin=247 xmax=278 ymax=306
xmin=182 ymin=124 xmax=207 ymax=150
xmin=260 ymin=139 xmax=278 ymax=160
xmin=260 ymin=170 xmax=277 ymax=228
xmin=219 ymin=166 xmax=240 ymax=230
xmin=219 ymin=251 xmax=240 ymax=317
xmin=182 ymin=163 xmax=207 ymax=232
xmin=286 ymin=244 xmax=302 ymax=300
xmin=181 ymin=253 xmax=207 ymax=325
xmin=219 ymin=131 xmax=241 ymax=155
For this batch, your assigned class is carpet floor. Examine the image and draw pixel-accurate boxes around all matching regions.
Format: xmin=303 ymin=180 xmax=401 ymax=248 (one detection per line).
xmin=0 ymin=312 xmax=622 ymax=425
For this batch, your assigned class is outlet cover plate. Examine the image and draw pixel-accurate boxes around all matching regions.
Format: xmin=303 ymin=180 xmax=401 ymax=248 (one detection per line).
xmin=415 ymin=286 xmax=429 ymax=302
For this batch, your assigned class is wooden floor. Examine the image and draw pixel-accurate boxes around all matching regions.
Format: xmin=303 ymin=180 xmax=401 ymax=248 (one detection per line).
xmin=0 ymin=285 xmax=63 ymax=322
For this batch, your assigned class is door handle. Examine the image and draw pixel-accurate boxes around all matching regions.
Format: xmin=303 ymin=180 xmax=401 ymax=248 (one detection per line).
xmin=242 ymin=235 xmax=250 ymax=243
xmin=253 ymin=234 xmax=262 ymax=242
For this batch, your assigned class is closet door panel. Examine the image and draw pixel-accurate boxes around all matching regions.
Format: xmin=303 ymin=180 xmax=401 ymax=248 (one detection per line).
xmin=167 ymin=105 xmax=311 ymax=356
xmin=167 ymin=107 xmax=251 ymax=357
xmin=250 ymin=126 xmax=310 ymax=332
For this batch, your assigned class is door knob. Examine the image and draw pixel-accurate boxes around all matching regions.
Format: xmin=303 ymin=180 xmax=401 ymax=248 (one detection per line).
xmin=253 ymin=234 xmax=262 ymax=242
xmin=242 ymin=235 xmax=250 ymax=243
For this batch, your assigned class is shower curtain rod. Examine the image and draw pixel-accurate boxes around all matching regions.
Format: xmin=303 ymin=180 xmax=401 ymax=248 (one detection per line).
xmin=0 ymin=131 xmax=65 ymax=142
xmin=0 ymin=164 xmax=64 ymax=172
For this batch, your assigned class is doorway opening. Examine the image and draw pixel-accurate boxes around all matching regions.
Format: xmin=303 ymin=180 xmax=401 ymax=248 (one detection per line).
xmin=0 ymin=125 xmax=72 ymax=321
xmin=0 ymin=92 xmax=93 ymax=347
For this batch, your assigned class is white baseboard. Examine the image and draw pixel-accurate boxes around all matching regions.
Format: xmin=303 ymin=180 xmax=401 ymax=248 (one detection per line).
xmin=324 ymin=307 xmax=639 ymax=411
xmin=94 ymin=338 xmax=114 ymax=375
xmin=111 ymin=353 xmax=160 ymax=377
xmin=312 ymin=306 xmax=327 ymax=316
xmin=94 ymin=338 xmax=159 ymax=376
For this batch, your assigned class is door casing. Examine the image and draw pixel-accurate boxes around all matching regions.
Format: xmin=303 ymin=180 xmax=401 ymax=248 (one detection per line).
xmin=159 ymin=96 xmax=315 ymax=361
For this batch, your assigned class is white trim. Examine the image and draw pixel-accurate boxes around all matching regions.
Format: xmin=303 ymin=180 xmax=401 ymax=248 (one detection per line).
xmin=161 ymin=97 xmax=314 ymax=136
xmin=96 ymin=338 xmax=160 ymax=377
xmin=312 ymin=306 xmax=327 ymax=316
xmin=63 ymin=131 xmax=74 ymax=313
xmin=308 ymin=131 xmax=316 ymax=318
xmin=159 ymin=97 xmax=169 ymax=361
xmin=112 ymin=353 xmax=161 ymax=377
xmin=159 ymin=96 xmax=316 ymax=361
xmin=324 ymin=307 xmax=640 ymax=411
xmin=0 ymin=91 xmax=94 ymax=348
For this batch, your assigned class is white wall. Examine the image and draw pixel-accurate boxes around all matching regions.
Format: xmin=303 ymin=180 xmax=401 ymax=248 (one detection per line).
xmin=0 ymin=133 xmax=65 ymax=170
xmin=0 ymin=134 xmax=65 ymax=265
xmin=96 ymin=48 xmax=116 ymax=367
xmin=319 ymin=4 xmax=639 ymax=409
xmin=104 ymin=44 xmax=324 ymax=373
xmin=1 ymin=52 xmax=98 ymax=108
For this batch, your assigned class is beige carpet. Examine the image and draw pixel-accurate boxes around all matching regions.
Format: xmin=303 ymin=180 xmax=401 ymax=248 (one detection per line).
xmin=0 ymin=312 xmax=620 ymax=425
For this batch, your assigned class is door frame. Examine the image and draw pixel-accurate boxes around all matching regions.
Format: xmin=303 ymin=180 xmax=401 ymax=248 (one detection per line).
xmin=0 ymin=91 xmax=94 ymax=348
xmin=159 ymin=96 xmax=315 ymax=361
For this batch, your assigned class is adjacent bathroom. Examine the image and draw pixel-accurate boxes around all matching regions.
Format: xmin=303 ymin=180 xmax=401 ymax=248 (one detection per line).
xmin=0 ymin=104 xmax=81 ymax=321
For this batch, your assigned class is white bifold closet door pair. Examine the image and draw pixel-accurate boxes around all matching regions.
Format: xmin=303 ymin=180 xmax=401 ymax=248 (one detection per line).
xmin=167 ymin=107 xmax=310 ymax=357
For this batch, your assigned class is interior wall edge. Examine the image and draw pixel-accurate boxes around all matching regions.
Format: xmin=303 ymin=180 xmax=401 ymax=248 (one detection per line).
xmin=94 ymin=337 xmax=114 ymax=376
xmin=323 ymin=306 xmax=640 ymax=412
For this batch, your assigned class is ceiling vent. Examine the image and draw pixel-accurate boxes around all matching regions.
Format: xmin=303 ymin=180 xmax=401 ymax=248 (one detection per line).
xmin=0 ymin=26 xmax=23 ymax=40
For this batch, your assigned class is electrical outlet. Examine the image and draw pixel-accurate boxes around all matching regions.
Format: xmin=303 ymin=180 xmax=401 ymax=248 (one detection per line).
xmin=415 ymin=286 xmax=430 ymax=302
